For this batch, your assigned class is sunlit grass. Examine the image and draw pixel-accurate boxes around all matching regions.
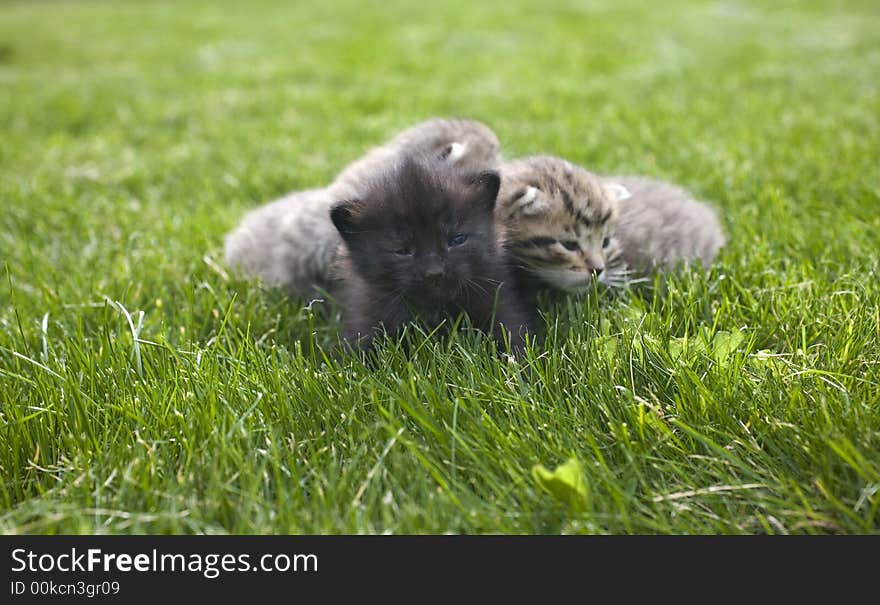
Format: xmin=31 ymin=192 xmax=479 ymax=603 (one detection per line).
xmin=1 ymin=0 xmax=878 ymax=534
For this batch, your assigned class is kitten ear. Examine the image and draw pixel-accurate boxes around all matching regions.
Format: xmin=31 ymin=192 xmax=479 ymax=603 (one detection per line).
xmin=603 ymin=183 xmax=632 ymax=202
xmin=440 ymin=141 xmax=467 ymax=163
xmin=329 ymin=199 xmax=363 ymax=239
xmin=467 ymin=170 xmax=501 ymax=212
xmin=508 ymin=186 xmax=549 ymax=216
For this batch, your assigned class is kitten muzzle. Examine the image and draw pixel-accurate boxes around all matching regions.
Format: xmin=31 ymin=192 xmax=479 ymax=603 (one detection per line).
xmin=414 ymin=273 xmax=457 ymax=304
xmin=422 ymin=266 xmax=445 ymax=282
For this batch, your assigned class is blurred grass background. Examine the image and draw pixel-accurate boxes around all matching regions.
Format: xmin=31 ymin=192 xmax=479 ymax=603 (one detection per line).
xmin=1 ymin=0 xmax=878 ymax=533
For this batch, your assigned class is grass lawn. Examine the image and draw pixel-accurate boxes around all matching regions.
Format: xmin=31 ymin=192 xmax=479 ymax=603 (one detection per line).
xmin=1 ymin=0 xmax=878 ymax=534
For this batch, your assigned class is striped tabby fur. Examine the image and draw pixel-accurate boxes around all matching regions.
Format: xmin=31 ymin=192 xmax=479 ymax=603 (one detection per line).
xmin=497 ymin=156 xmax=725 ymax=292
xmin=497 ymin=156 xmax=624 ymax=292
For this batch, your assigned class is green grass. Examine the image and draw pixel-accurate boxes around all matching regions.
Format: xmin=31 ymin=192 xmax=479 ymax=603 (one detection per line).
xmin=1 ymin=0 xmax=879 ymax=534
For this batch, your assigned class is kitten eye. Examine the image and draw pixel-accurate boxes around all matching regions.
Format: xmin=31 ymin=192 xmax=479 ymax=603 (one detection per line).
xmin=602 ymin=237 xmax=611 ymax=248
xmin=448 ymin=233 xmax=468 ymax=247
xmin=393 ymin=247 xmax=412 ymax=256
xmin=561 ymin=240 xmax=580 ymax=251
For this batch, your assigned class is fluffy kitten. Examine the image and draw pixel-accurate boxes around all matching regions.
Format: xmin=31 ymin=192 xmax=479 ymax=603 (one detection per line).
xmin=600 ymin=175 xmax=726 ymax=285
xmin=330 ymin=118 xmax=501 ymax=200
xmin=496 ymin=156 xmax=629 ymax=292
xmin=223 ymin=188 xmax=336 ymax=294
xmin=330 ymin=156 xmax=533 ymax=354
xmin=496 ymin=156 xmax=725 ymax=292
xmin=224 ymin=118 xmax=501 ymax=296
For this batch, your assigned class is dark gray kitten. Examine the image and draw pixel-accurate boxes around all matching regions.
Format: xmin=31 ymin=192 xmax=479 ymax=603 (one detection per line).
xmin=224 ymin=118 xmax=501 ymax=296
xmin=330 ymin=156 xmax=533 ymax=355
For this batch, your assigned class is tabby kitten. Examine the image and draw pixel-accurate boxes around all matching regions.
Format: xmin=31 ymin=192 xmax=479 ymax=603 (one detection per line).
xmin=224 ymin=118 xmax=501 ymax=296
xmin=496 ymin=156 xmax=725 ymax=292
xmin=496 ymin=156 xmax=630 ymax=292
xmin=330 ymin=156 xmax=533 ymax=354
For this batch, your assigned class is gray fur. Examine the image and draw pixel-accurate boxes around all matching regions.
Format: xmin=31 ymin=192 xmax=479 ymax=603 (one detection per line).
xmin=224 ymin=118 xmax=502 ymax=296
xmin=223 ymin=188 xmax=339 ymax=295
xmin=329 ymin=118 xmax=501 ymax=200
xmin=601 ymin=175 xmax=726 ymax=285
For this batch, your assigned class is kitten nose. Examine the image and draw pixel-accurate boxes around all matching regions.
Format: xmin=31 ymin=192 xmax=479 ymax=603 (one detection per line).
xmin=423 ymin=266 xmax=444 ymax=282
xmin=584 ymin=252 xmax=604 ymax=276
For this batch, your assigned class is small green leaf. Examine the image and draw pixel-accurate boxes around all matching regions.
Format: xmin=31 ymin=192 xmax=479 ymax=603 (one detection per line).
xmin=668 ymin=333 xmax=706 ymax=358
xmin=667 ymin=329 xmax=746 ymax=365
xmin=749 ymin=349 xmax=786 ymax=373
xmin=596 ymin=336 xmax=618 ymax=363
xmin=531 ymin=457 xmax=589 ymax=509
xmin=710 ymin=330 xmax=746 ymax=365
